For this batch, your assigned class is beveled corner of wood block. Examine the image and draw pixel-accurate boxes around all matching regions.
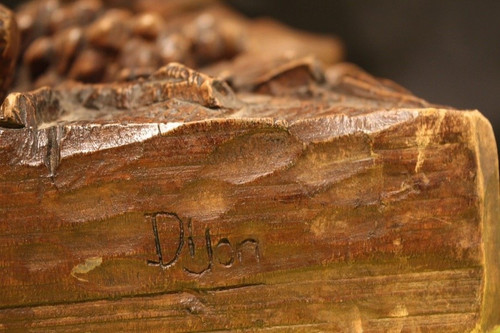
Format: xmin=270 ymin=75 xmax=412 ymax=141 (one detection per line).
xmin=469 ymin=111 xmax=500 ymax=333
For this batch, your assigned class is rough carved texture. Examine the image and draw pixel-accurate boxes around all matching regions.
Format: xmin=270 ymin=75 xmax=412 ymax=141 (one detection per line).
xmin=0 ymin=1 xmax=499 ymax=333
xmin=1 ymin=58 xmax=499 ymax=332
xmin=10 ymin=0 xmax=341 ymax=92
xmin=0 ymin=4 xmax=20 ymax=103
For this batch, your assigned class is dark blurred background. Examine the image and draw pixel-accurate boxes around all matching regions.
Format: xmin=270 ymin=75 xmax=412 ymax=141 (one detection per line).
xmin=227 ymin=0 xmax=500 ymax=156
xmin=3 ymin=0 xmax=500 ymax=156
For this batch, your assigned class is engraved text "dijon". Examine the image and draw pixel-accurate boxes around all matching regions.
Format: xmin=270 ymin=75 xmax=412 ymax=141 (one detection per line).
xmin=146 ymin=212 xmax=260 ymax=275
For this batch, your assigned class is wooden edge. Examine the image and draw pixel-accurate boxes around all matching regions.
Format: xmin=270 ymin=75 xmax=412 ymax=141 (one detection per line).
xmin=467 ymin=111 xmax=500 ymax=332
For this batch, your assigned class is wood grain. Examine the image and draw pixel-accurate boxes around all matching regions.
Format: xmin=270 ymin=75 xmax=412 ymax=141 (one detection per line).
xmin=0 ymin=59 xmax=498 ymax=332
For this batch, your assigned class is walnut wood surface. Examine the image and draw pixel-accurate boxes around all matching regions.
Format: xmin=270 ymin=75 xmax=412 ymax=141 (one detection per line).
xmin=0 ymin=1 xmax=499 ymax=332
xmin=9 ymin=0 xmax=342 ymax=92
xmin=0 ymin=59 xmax=499 ymax=332
xmin=0 ymin=4 xmax=19 ymax=103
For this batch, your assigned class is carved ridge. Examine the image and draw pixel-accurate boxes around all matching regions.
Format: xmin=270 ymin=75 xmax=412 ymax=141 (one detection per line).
xmin=0 ymin=63 xmax=242 ymax=130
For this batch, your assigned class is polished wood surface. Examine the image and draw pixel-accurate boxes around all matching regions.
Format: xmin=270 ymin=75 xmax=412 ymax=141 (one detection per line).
xmin=0 ymin=1 xmax=498 ymax=332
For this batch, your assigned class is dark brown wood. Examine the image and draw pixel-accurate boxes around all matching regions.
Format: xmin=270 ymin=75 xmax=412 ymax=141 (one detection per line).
xmin=0 ymin=58 xmax=499 ymax=331
xmin=0 ymin=1 xmax=499 ymax=332
xmin=0 ymin=4 xmax=19 ymax=104
xmin=10 ymin=0 xmax=342 ymax=90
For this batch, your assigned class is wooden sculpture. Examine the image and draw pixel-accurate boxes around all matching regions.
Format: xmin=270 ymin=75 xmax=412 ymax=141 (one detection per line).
xmin=0 ymin=1 xmax=498 ymax=332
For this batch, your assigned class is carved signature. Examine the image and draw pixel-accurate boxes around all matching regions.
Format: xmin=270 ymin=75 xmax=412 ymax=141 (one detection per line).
xmin=146 ymin=212 xmax=260 ymax=275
